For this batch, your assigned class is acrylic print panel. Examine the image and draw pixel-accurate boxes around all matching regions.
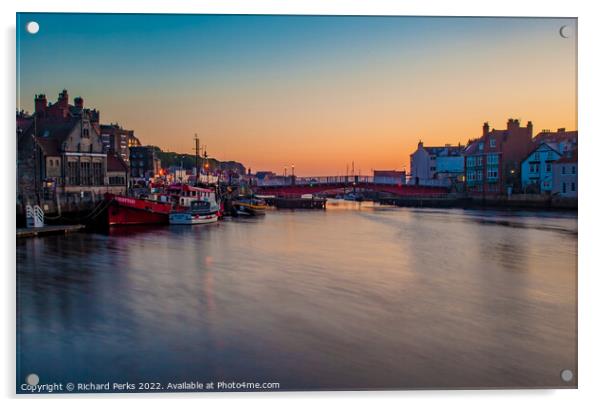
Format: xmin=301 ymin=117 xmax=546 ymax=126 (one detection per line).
xmin=16 ymin=13 xmax=577 ymax=393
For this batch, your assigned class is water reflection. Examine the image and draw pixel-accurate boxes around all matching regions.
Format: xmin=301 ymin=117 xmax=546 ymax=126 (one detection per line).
xmin=17 ymin=202 xmax=577 ymax=390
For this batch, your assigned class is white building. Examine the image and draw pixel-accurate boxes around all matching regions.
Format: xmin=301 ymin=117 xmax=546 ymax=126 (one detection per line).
xmin=409 ymin=141 xmax=465 ymax=185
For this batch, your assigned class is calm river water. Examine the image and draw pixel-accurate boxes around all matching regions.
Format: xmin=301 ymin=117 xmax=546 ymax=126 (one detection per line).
xmin=16 ymin=201 xmax=577 ymax=391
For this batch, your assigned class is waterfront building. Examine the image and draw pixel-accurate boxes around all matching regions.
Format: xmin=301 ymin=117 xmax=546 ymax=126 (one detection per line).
xmin=373 ymin=170 xmax=407 ymax=185
xmin=520 ymin=143 xmax=563 ymax=193
xmin=409 ymin=142 xmax=464 ymax=186
xmin=16 ymin=90 xmax=127 ymax=215
xmin=100 ymin=123 xmax=140 ymax=163
xmin=533 ymin=128 xmax=578 ymax=153
xmin=464 ymin=119 xmax=534 ymax=196
xmin=129 ymin=146 xmax=161 ymax=180
xmin=552 ymin=149 xmax=578 ymax=198
xmin=106 ymin=153 xmax=129 ymax=188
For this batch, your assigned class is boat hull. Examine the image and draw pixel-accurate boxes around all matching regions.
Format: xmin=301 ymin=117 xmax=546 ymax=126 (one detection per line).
xmin=233 ymin=202 xmax=267 ymax=216
xmin=169 ymin=212 xmax=219 ymax=225
xmin=106 ymin=194 xmax=171 ymax=226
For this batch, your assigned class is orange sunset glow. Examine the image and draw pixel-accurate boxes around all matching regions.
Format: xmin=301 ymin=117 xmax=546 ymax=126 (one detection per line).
xmin=18 ymin=15 xmax=576 ymax=176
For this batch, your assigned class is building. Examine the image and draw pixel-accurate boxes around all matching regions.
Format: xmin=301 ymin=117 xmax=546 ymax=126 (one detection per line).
xmin=533 ymin=128 xmax=578 ymax=153
xmin=464 ymin=119 xmax=534 ymax=196
xmin=129 ymin=146 xmax=161 ymax=180
xmin=100 ymin=123 xmax=140 ymax=162
xmin=106 ymin=153 xmax=129 ymax=188
xmin=409 ymin=142 xmax=464 ymax=185
xmin=16 ymin=90 xmax=127 ymax=214
xmin=373 ymin=170 xmax=407 ymax=185
xmin=552 ymin=149 xmax=577 ymax=198
xmin=520 ymin=142 xmax=563 ymax=193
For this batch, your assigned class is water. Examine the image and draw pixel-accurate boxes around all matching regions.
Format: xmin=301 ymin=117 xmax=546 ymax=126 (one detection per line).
xmin=16 ymin=201 xmax=577 ymax=391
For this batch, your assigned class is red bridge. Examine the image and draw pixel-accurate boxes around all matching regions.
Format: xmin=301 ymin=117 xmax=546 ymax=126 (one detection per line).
xmin=254 ymin=176 xmax=449 ymax=197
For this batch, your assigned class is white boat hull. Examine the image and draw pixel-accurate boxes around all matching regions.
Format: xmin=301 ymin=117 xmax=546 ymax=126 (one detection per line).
xmin=169 ymin=212 xmax=218 ymax=225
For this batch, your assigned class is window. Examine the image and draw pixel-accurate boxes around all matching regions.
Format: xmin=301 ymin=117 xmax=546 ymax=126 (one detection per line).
xmin=67 ymin=161 xmax=79 ymax=185
xmin=476 ymin=170 xmax=483 ymax=181
xmin=546 ymin=164 xmax=551 ymax=173
xmin=487 ymin=154 xmax=498 ymax=165
xmin=490 ymin=138 xmax=496 ymax=148
xmin=562 ymin=166 xmax=566 ymax=175
xmin=82 ymin=128 xmax=90 ymax=138
xmin=487 ymin=167 xmax=498 ymax=179
xmin=478 ymin=142 xmax=484 ymax=151
xmin=467 ymin=157 xmax=476 ymax=168
xmin=572 ymin=166 xmax=576 ymax=174
xmin=476 ymin=156 xmax=483 ymax=166
xmin=571 ymin=182 xmax=576 ymax=192
xmin=93 ymin=162 xmax=103 ymax=185
xmin=562 ymin=183 xmax=566 ymax=193
xmin=533 ymin=153 xmax=540 ymax=161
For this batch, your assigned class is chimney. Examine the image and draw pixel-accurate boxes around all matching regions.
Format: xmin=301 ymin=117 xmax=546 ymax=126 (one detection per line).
xmin=507 ymin=118 xmax=520 ymax=131
xmin=482 ymin=122 xmax=489 ymax=136
xmin=74 ymin=96 xmax=84 ymax=109
xmin=557 ymin=127 xmax=566 ymax=133
xmin=527 ymin=121 xmax=534 ymax=137
xmin=34 ymin=94 xmax=47 ymax=116
xmin=58 ymin=89 xmax=69 ymax=108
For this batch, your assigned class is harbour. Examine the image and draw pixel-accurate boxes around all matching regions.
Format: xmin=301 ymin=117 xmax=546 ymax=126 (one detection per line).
xmin=16 ymin=201 xmax=577 ymax=390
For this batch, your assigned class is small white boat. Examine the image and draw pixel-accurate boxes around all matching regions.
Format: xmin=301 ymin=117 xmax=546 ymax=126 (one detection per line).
xmin=169 ymin=200 xmax=219 ymax=225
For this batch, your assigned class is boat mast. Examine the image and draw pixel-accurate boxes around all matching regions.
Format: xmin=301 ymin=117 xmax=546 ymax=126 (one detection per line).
xmin=194 ymin=133 xmax=200 ymax=185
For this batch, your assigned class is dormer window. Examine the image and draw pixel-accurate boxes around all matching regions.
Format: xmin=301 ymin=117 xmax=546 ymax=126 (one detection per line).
xmin=490 ymin=138 xmax=496 ymax=148
xmin=478 ymin=142 xmax=484 ymax=151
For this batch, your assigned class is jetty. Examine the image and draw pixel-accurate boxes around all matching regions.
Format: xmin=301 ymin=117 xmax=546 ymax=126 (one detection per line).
xmin=16 ymin=224 xmax=85 ymax=238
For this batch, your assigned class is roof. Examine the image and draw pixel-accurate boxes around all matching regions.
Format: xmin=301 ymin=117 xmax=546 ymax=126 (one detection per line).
xmin=423 ymin=145 xmax=465 ymax=156
xmin=34 ymin=137 xmax=61 ymax=156
xmin=464 ymin=129 xmax=511 ymax=156
xmin=107 ymin=153 xmax=129 ymax=172
xmin=522 ymin=142 xmax=562 ymax=162
xmin=556 ymin=149 xmax=578 ymax=164
xmin=374 ymin=170 xmax=405 ymax=177
xmin=35 ymin=117 xmax=79 ymax=144
xmin=534 ymin=130 xmax=578 ymax=145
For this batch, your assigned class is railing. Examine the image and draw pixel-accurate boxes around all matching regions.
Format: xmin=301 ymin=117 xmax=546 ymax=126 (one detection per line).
xmin=25 ymin=205 xmax=44 ymax=228
xmin=257 ymin=175 xmax=376 ymax=186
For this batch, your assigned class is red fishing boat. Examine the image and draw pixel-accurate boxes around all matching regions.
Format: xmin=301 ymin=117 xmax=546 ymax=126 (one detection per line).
xmin=104 ymin=194 xmax=172 ymax=226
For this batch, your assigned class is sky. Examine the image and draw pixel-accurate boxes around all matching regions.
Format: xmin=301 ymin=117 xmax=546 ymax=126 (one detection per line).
xmin=17 ymin=14 xmax=577 ymax=176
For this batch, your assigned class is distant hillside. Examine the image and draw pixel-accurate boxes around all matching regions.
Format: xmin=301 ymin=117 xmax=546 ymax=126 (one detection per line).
xmin=149 ymin=146 xmax=246 ymax=174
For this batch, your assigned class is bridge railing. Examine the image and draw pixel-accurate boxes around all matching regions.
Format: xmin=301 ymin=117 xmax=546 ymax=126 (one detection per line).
xmin=256 ymin=175 xmax=375 ymax=186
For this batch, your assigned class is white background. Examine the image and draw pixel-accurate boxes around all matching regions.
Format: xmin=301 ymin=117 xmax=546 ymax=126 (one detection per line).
xmin=2 ymin=0 xmax=600 ymax=405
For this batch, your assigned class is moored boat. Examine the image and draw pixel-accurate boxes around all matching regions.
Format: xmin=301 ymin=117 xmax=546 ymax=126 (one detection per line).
xmin=169 ymin=200 xmax=219 ymax=225
xmin=104 ymin=194 xmax=173 ymax=226
xmin=232 ymin=197 xmax=267 ymax=216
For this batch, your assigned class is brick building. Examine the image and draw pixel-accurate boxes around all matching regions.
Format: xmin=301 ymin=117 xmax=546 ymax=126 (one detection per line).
xmin=129 ymin=146 xmax=161 ymax=180
xmin=16 ymin=90 xmax=128 ymax=215
xmin=100 ymin=123 xmax=140 ymax=163
xmin=464 ymin=119 xmax=534 ymax=196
